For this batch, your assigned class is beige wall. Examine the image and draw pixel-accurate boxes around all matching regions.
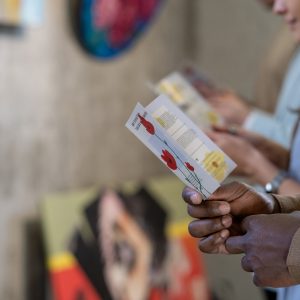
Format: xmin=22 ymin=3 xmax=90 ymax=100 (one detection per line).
xmin=0 ymin=1 xmax=190 ymax=298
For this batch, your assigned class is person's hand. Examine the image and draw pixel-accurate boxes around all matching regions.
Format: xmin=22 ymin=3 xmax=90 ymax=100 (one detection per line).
xmin=226 ymin=212 xmax=300 ymax=287
xmin=213 ymin=125 xmax=290 ymax=170
xmin=207 ymin=130 xmax=279 ymax=183
xmin=182 ymin=182 xmax=279 ymax=254
xmin=205 ymin=90 xmax=251 ymax=126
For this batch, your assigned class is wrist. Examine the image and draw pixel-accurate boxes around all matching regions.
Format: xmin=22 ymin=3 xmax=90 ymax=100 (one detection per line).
xmin=264 ymin=170 xmax=290 ymax=194
xmin=257 ymin=191 xmax=281 ymax=214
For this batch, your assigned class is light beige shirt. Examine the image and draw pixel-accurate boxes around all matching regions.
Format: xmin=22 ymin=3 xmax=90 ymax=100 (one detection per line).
xmin=274 ymin=194 xmax=300 ymax=281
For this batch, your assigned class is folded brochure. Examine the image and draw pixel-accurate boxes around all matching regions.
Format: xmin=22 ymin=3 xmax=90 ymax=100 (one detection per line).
xmin=154 ymin=72 xmax=223 ymax=128
xmin=126 ymin=95 xmax=236 ymax=199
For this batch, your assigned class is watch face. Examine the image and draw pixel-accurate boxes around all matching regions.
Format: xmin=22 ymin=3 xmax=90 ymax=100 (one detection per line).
xmin=70 ymin=0 xmax=165 ymax=59
xmin=265 ymin=182 xmax=273 ymax=193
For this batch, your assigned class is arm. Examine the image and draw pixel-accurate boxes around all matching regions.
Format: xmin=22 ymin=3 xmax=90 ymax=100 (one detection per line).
xmin=273 ymin=194 xmax=300 ymax=212
xmin=244 ymin=109 xmax=297 ymax=149
xmin=213 ymin=125 xmax=290 ymax=170
xmin=207 ymin=130 xmax=300 ymax=194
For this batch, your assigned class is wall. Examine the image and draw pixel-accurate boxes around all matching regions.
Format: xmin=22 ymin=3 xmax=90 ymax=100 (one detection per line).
xmin=0 ymin=1 xmax=191 ymax=298
xmin=193 ymin=0 xmax=282 ymax=100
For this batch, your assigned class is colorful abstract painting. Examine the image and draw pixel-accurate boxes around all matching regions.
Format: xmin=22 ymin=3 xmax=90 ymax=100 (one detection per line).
xmin=70 ymin=0 xmax=165 ymax=59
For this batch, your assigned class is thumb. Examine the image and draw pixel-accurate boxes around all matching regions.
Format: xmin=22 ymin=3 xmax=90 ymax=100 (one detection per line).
xmin=209 ymin=181 xmax=249 ymax=202
xmin=225 ymin=235 xmax=246 ymax=254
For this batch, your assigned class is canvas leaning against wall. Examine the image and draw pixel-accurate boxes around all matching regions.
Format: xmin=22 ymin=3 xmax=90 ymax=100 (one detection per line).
xmin=41 ymin=176 xmax=211 ymax=300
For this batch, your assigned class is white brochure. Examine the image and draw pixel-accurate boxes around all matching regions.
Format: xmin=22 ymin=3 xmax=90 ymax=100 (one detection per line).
xmin=154 ymin=72 xmax=223 ymax=128
xmin=125 ymin=95 xmax=236 ymax=199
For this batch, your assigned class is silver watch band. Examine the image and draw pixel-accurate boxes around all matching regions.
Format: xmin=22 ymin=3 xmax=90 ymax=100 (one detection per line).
xmin=265 ymin=170 xmax=289 ymax=194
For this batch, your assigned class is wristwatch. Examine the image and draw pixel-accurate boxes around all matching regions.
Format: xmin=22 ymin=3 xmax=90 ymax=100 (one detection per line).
xmin=264 ymin=170 xmax=289 ymax=194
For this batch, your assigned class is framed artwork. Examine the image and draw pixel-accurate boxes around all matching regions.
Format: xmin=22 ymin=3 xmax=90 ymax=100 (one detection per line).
xmin=70 ymin=0 xmax=165 ymax=59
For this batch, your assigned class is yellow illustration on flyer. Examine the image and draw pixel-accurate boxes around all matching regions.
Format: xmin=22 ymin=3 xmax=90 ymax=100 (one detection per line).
xmin=202 ymin=151 xmax=227 ymax=182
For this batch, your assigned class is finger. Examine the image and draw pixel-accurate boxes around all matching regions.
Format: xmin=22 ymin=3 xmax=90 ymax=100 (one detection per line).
xmin=225 ymin=236 xmax=246 ymax=254
xmin=212 ymin=124 xmax=230 ymax=133
xmin=206 ymin=130 xmax=221 ymax=142
xmin=240 ymin=215 xmax=255 ymax=232
xmin=241 ymin=255 xmax=253 ymax=272
xmin=188 ymin=216 xmax=232 ymax=238
xmin=213 ymin=124 xmax=243 ymax=137
xmin=209 ymin=181 xmax=249 ymax=202
xmin=252 ymin=267 xmax=297 ymax=288
xmin=182 ymin=186 xmax=202 ymax=205
xmin=252 ymin=273 xmax=263 ymax=287
xmin=187 ymin=201 xmax=230 ymax=218
xmin=198 ymin=229 xmax=230 ymax=254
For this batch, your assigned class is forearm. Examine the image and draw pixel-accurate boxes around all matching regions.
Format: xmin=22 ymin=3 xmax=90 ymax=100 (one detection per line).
xmin=251 ymin=156 xmax=300 ymax=195
xmin=243 ymin=110 xmax=295 ymax=148
xmin=255 ymin=139 xmax=290 ymax=170
xmin=287 ymin=226 xmax=300 ymax=283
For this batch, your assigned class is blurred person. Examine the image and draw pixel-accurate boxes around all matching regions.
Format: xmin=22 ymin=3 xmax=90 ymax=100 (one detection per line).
xmin=195 ymin=0 xmax=300 ymax=149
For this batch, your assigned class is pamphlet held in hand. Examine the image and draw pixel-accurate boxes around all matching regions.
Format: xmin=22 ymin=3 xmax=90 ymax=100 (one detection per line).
xmin=125 ymin=95 xmax=236 ymax=199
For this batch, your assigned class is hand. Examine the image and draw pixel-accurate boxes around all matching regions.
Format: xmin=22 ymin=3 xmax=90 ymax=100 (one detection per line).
xmin=207 ymin=130 xmax=278 ymax=182
xmin=213 ymin=125 xmax=290 ymax=170
xmin=226 ymin=212 xmax=300 ymax=287
xmin=206 ymin=90 xmax=251 ymax=125
xmin=182 ymin=182 xmax=279 ymax=254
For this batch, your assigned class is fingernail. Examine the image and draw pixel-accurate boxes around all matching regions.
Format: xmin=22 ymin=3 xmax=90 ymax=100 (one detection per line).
xmin=220 ymin=230 xmax=229 ymax=239
xmin=221 ymin=215 xmax=232 ymax=228
xmin=219 ymin=203 xmax=230 ymax=215
xmin=190 ymin=193 xmax=201 ymax=205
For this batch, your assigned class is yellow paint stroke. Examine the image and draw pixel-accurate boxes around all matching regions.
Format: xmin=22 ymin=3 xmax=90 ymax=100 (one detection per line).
xmin=48 ymin=252 xmax=77 ymax=271
xmin=167 ymin=219 xmax=190 ymax=238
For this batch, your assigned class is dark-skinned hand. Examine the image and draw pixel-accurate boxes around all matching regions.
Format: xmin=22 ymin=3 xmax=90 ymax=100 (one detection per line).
xmin=226 ymin=212 xmax=300 ymax=287
xmin=182 ymin=181 xmax=279 ymax=254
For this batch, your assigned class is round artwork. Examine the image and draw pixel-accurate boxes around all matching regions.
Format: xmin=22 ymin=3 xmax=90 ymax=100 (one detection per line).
xmin=70 ymin=0 xmax=164 ymax=59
